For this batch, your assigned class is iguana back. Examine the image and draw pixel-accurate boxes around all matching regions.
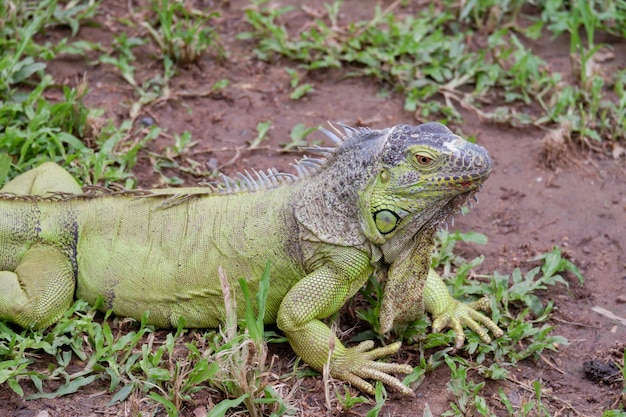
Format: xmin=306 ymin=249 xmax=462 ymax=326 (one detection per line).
xmin=0 ymin=183 xmax=308 ymax=328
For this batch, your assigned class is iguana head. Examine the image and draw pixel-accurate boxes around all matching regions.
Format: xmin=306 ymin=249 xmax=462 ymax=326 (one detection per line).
xmin=360 ymin=122 xmax=492 ymax=242
xmin=292 ymin=122 xmax=490 ymax=251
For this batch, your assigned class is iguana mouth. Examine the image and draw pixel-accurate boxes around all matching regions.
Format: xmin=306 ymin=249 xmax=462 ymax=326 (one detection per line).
xmin=451 ymin=171 xmax=490 ymax=190
xmin=428 ymin=180 xmax=485 ymax=193
xmin=455 ymin=181 xmax=482 ymax=190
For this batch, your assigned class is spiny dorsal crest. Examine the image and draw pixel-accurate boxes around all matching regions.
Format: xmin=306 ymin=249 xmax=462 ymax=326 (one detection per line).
xmin=0 ymin=123 xmax=375 ymax=203
xmin=203 ymin=122 xmax=372 ymax=193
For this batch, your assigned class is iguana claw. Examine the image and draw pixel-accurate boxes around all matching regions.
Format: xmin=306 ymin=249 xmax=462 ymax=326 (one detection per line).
xmin=332 ymin=341 xmax=414 ymax=396
xmin=431 ymin=296 xmax=504 ymax=349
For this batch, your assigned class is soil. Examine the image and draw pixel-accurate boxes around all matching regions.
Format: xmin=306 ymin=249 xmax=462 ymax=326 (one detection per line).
xmin=1 ymin=1 xmax=625 ymax=416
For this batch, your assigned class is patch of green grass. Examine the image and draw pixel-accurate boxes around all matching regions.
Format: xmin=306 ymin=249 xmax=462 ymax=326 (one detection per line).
xmin=96 ymin=1 xmax=225 ymax=121
xmin=355 ymin=230 xmax=584 ymax=415
xmin=0 ymin=1 xmax=155 ymax=187
xmin=239 ymin=0 xmax=626 ymax=147
xmin=240 ymin=2 xmax=483 ymax=123
xmin=0 ymin=0 xmax=228 ymax=188
xmin=141 ymin=0 xmax=224 ymax=66
xmin=0 ymin=77 xmax=89 ymax=172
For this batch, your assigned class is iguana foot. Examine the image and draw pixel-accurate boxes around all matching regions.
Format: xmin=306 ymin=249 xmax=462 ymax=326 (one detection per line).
xmin=332 ymin=341 xmax=414 ymax=396
xmin=423 ymin=269 xmax=503 ymax=349
xmin=431 ymin=296 xmax=504 ymax=349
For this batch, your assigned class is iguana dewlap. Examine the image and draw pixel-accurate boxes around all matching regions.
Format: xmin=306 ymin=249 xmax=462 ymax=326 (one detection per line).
xmin=0 ymin=122 xmax=503 ymax=395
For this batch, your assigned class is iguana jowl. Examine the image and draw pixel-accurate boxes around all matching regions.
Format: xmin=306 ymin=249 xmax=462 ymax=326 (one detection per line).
xmin=0 ymin=122 xmax=502 ymax=395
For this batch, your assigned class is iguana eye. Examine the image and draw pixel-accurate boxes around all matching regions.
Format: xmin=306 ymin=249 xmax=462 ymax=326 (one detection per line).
xmin=415 ymin=155 xmax=434 ymax=166
xmin=374 ymin=210 xmax=400 ymax=234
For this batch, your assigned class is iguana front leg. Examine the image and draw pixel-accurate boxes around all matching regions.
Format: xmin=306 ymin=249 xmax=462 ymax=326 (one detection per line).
xmin=379 ymin=230 xmax=503 ymax=348
xmin=0 ymin=162 xmax=80 ymax=328
xmin=276 ymin=246 xmax=413 ymax=395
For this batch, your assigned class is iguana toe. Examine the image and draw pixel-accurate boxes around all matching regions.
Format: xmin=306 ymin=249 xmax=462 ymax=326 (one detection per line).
xmin=332 ymin=341 xmax=414 ymax=396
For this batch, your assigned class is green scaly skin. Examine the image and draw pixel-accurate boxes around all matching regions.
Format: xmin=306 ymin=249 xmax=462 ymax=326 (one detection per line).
xmin=0 ymin=122 xmax=503 ymax=395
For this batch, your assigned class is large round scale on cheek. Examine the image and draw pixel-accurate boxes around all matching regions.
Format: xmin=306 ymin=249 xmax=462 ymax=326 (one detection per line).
xmin=374 ymin=210 xmax=400 ymax=234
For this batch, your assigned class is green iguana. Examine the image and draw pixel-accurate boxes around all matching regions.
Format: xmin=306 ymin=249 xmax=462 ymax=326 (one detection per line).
xmin=0 ymin=122 xmax=502 ymax=395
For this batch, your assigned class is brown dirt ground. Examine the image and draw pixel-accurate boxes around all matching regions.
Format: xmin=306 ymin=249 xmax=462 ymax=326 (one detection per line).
xmin=2 ymin=1 xmax=626 ymax=416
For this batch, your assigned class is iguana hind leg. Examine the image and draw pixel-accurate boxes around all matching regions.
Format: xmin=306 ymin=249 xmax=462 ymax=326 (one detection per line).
xmin=0 ymin=163 xmax=79 ymax=328
xmin=0 ymin=245 xmax=75 ymax=329
xmin=1 ymin=162 xmax=82 ymax=195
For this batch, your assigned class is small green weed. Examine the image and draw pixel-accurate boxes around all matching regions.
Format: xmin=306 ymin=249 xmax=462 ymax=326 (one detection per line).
xmin=285 ymin=68 xmax=314 ymax=100
xmin=208 ymin=263 xmax=295 ymax=416
xmin=336 ymin=387 xmax=369 ymax=410
xmin=248 ymin=120 xmax=272 ymax=149
xmin=280 ymin=123 xmax=319 ymax=151
xmin=455 ymin=0 xmax=525 ymax=32
xmin=443 ymin=356 xmax=489 ymax=416
xmin=99 ymin=33 xmax=175 ymax=120
xmin=151 ymin=130 xmax=206 ymax=186
xmin=364 ymin=382 xmax=387 ymax=417
xmin=141 ymin=0 xmax=224 ymax=65
xmin=99 ymin=33 xmax=146 ymax=88
xmin=498 ymin=380 xmax=552 ymax=417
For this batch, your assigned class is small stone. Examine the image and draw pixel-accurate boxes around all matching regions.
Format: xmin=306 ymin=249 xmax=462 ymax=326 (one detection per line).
xmin=194 ymin=406 xmax=207 ymax=417
xmin=139 ymin=116 xmax=156 ymax=127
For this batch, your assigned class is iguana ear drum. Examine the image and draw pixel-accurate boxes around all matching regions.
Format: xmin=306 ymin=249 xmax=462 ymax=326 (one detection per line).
xmin=374 ymin=210 xmax=401 ymax=234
